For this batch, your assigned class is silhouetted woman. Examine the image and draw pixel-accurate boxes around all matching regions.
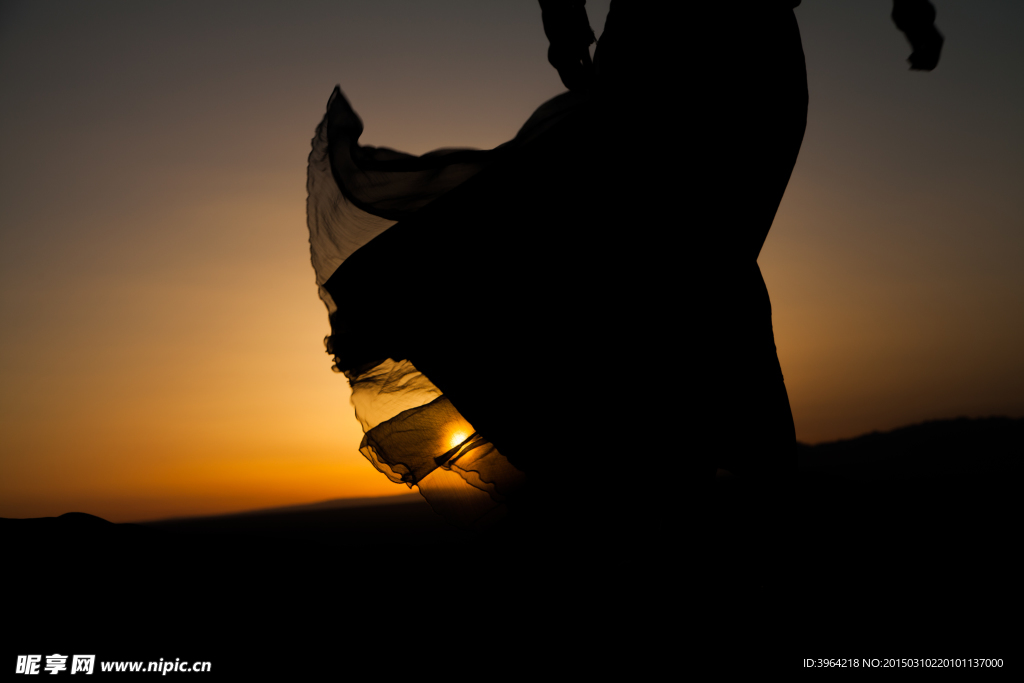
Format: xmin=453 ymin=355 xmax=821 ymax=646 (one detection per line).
xmin=306 ymin=1 xmax=942 ymax=534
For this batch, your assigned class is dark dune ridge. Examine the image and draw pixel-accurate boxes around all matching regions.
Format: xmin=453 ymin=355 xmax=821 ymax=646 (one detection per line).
xmin=141 ymin=492 xmax=461 ymax=549
xmin=799 ymin=416 xmax=1021 ymax=479
xmin=4 ymin=417 xmax=1019 ymax=672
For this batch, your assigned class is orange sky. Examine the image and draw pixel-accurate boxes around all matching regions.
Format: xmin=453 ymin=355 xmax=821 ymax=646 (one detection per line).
xmin=1 ymin=1 xmax=1021 ymax=522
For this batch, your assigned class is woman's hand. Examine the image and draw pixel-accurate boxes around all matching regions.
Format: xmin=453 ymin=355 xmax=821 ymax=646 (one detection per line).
xmin=540 ymin=0 xmax=597 ymax=91
xmin=548 ymin=43 xmax=596 ymax=91
xmin=903 ymin=24 xmax=943 ymax=71
xmin=892 ymin=0 xmax=944 ymax=71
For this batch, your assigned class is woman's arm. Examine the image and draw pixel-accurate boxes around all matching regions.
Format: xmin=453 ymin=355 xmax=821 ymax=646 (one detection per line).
xmin=538 ymin=0 xmax=596 ymax=90
xmin=892 ymin=0 xmax=943 ymax=70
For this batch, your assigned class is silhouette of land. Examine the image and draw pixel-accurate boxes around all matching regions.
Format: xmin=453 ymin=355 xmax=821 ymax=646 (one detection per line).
xmin=4 ymin=417 xmax=1018 ymax=671
xmin=143 ymin=491 xmax=466 ymax=548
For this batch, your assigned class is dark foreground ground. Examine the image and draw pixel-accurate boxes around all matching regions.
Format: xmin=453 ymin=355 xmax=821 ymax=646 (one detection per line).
xmin=4 ymin=418 xmax=1019 ymax=675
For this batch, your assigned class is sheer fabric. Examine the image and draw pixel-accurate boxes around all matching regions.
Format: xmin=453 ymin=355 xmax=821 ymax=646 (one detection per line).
xmin=307 ymin=85 xmax=587 ymax=323
xmin=306 ymin=87 xmax=585 ymax=526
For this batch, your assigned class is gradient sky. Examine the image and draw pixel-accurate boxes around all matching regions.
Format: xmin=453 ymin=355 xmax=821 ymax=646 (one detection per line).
xmin=1 ymin=1 xmax=1021 ymax=522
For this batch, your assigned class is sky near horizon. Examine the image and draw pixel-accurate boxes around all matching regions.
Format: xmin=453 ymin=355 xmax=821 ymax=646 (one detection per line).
xmin=1 ymin=0 xmax=1022 ymax=522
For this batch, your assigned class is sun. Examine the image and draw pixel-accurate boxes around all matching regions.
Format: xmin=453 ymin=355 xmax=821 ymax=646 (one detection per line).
xmin=448 ymin=431 xmax=469 ymax=451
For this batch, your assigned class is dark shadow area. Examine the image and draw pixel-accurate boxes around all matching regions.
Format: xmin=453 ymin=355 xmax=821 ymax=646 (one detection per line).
xmin=4 ymin=418 xmax=1018 ymax=672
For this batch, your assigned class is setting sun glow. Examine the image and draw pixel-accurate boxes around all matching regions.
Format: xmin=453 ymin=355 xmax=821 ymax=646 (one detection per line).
xmin=449 ymin=431 xmax=469 ymax=451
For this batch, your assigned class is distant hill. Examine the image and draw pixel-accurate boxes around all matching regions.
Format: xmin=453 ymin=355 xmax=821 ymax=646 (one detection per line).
xmin=145 ymin=491 xmax=425 ymax=523
xmin=797 ymin=416 xmax=1022 ymax=480
xmin=141 ymin=489 xmax=459 ymax=548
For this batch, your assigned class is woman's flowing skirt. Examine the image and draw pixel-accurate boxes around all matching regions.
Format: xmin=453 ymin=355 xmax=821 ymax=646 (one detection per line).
xmin=306 ymin=5 xmax=808 ymax=530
